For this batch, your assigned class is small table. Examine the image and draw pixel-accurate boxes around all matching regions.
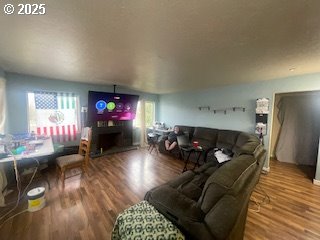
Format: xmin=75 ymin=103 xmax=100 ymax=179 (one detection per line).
xmin=180 ymin=146 xmax=204 ymax=172
xmin=0 ymin=137 xmax=54 ymax=163
xmin=147 ymin=132 xmax=159 ymax=153
xmin=0 ymin=137 xmax=55 ymax=190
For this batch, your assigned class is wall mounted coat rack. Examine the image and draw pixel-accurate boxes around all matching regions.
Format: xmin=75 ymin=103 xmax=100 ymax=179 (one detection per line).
xmin=198 ymin=106 xmax=210 ymax=111
xmin=198 ymin=106 xmax=246 ymax=114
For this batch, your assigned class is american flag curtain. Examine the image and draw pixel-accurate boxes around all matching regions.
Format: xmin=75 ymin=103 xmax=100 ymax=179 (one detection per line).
xmin=33 ymin=91 xmax=78 ymax=143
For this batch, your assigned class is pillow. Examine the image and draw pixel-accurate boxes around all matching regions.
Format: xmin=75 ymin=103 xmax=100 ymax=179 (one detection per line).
xmin=214 ymin=150 xmax=232 ymax=164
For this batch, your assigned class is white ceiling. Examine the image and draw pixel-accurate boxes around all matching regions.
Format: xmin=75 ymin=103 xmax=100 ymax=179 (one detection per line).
xmin=0 ymin=0 xmax=320 ymax=94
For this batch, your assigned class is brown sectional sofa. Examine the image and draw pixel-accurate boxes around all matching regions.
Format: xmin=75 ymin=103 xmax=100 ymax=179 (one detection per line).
xmin=158 ymin=125 xmax=261 ymax=163
xmin=146 ymin=126 xmax=266 ymax=240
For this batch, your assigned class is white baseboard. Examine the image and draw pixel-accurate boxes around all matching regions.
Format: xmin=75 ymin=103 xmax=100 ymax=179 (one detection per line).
xmin=313 ymin=179 xmax=320 ymax=186
xmin=262 ymin=166 xmax=270 ymax=173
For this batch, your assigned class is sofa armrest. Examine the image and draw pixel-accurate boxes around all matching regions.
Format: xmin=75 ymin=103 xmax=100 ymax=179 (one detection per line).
xmin=204 ymin=194 xmax=247 ymax=240
xmin=145 ymin=185 xmax=205 ymax=222
xmin=233 ymin=141 xmax=260 ymax=156
xmin=166 ymin=171 xmax=196 ymax=188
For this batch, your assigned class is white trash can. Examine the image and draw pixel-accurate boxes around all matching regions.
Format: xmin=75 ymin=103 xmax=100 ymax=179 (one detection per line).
xmin=27 ymin=187 xmax=46 ymax=212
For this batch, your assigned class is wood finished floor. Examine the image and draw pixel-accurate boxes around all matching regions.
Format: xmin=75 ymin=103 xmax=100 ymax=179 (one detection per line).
xmin=0 ymin=149 xmax=320 ymax=240
xmin=246 ymin=160 xmax=320 ymax=240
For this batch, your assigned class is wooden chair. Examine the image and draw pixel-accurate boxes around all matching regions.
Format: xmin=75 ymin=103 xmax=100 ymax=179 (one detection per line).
xmin=56 ymin=127 xmax=92 ymax=187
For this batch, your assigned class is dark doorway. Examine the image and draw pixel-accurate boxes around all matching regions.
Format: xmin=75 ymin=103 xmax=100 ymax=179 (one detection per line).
xmin=270 ymin=91 xmax=320 ymax=180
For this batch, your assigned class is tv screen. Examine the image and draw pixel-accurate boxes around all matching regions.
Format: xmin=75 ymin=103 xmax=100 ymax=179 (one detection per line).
xmin=88 ymin=91 xmax=139 ymax=122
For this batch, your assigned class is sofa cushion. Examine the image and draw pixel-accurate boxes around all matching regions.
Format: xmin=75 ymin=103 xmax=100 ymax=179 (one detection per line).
xmin=216 ymin=130 xmax=241 ymax=150
xmin=177 ymin=176 xmax=207 ymax=201
xmin=191 ymin=127 xmax=218 ymax=150
xmin=192 ymin=127 xmax=218 ymax=143
xmin=232 ymin=132 xmax=260 ymax=156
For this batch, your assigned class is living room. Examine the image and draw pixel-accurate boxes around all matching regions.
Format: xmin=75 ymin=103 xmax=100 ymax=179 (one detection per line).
xmin=1 ymin=1 xmax=320 ymax=240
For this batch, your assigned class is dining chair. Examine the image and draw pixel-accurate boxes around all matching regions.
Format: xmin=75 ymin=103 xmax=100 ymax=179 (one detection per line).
xmin=56 ymin=127 xmax=92 ymax=187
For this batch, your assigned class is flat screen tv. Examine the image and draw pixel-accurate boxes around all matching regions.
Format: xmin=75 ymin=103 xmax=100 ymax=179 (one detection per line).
xmin=88 ymin=91 xmax=139 ymax=122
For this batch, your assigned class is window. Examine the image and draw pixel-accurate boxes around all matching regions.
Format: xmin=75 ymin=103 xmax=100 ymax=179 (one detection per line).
xmin=133 ymin=100 xmax=155 ymax=128
xmin=145 ymin=101 xmax=155 ymax=127
xmin=27 ymin=91 xmax=79 ymax=142
xmin=133 ymin=101 xmax=141 ymax=128
xmin=0 ymin=77 xmax=5 ymax=134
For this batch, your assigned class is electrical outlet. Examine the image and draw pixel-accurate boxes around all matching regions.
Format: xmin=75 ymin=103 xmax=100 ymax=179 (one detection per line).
xmin=81 ymin=107 xmax=88 ymax=113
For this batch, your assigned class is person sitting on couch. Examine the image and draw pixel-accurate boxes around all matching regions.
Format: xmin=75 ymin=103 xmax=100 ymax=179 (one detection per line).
xmin=165 ymin=126 xmax=182 ymax=151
